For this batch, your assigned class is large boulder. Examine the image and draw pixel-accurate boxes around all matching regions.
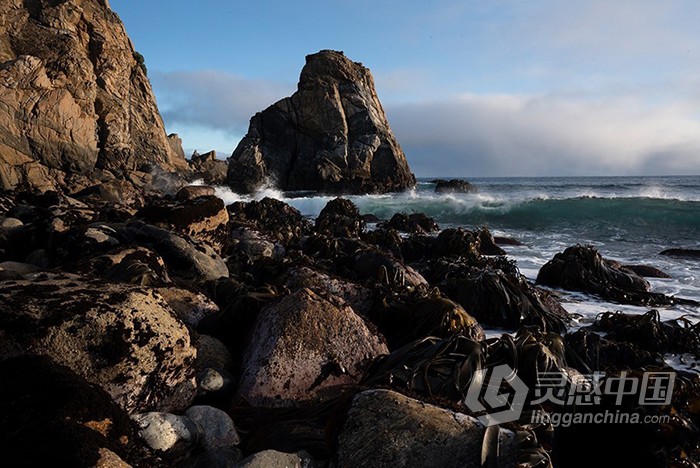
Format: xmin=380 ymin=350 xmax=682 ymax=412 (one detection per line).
xmin=227 ymin=50 xmax=415 ymax=194
xmin=238 ymin=288 xmax=388 ymax=407
xmin=0 ymin=273 xmax=197 ymax=412
xmin=0 ymin=0 xmax=187 ymax=192
xmin=336 ymin=389 xmax=517 ymax=468
xmin=0 ymin=355 xmax=164 ymax=468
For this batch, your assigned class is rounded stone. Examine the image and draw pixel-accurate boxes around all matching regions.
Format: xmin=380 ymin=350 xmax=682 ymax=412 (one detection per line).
xmin=185 ymin=405 xmax=241 ymax=449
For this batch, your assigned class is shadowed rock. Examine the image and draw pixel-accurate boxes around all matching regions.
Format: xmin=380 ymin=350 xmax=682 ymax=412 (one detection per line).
xmin=432 ymin=179 xmax=478 ymax=194
xmin=227 ymin=50 xmax=415 ymax=194
xmin=660 ymin=248 xmax=700 ymax=260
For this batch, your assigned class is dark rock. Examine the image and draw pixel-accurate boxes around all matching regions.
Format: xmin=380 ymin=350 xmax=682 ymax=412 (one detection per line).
xmin=228 ymin=197 xmax=312 ymax=247
xmin=433 ymin=179 xmax=477 ymax=194
xmin=434 ymin=227 xmax=506 ymax=258
xmin=185 ymin=405 xmax=241 ymax=450
xmin=494 ymin=236 xmax=525 ymax=246
xmin=227 ymin=50 xmax=415 ymax=194
xmin=0 ymin=0 xmax=187 ymax=192
xmin=186 ymin=447 xmax=243 ymax=468
xmin=177 ymin=185 xmax=216 ymax=201
xmin=351 ymin=244 xmax=428 ymax=288
xmin=238 ymin=288 xmax=388 ymax=407
xmin=623 ymin=264 xmax=672 ymax=278
xmin=336 ymin=389 xmax=516 ymax=468
xmin=431 ymin=259 xmax=569 ymax=332
xmin=370 ymin=285 xmax=484 ymax=350
xmin=285 ymin=265 xmax=374 ymax=315
xmin=90 ymin=246 xmax=171 ymax=286
xmin=157 ymin=287 xmax=219 ymax=327
xmin=537 ymin=245 xmax=690 ymax=306
xmin=660 ymin=248 xmax=700 ymax=260
xmin=565 ymin=329 xmax=665 ymax=373
xmin=361 ymin=213 xmax=381 ymax=223
xmin=0 ymin=355 xmax=164 ymax=468
xmin=361 ymin=227 xmax=403 ymax=259
xmin=137 ymin=196 xmax=229 ymax=250
xmin=189 ymin=151 xmax=228 ymax=185
xmin=315 ymin=197 xmax=364 ymax=238
xmin=0 ymin=274 xmax=197 ymax=412
xmin=381 ymin=212 xmax=439 ymax=234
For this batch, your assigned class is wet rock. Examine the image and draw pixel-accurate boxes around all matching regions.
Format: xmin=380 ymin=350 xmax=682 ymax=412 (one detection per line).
xmin=234 ymin=450 xmax=316 ymax=468
xmin=537 ymin=245 xmax=689 ymax=306
xmin=433 ymin=179 xmax=477 ymax=194
xmin=336 ymin=389 xmax=515 ymax=468
xmin=0 ymin=355 xmax=163 ymax=468
xmin=434 ymin=227 xmax=505 ymax=257
xmin=352 ymin=245 xmax=428 ymax=288
xmin=178 ymin=185 xmax=217 ymax=201
xmin=227 ymin=50 xmax=415 ymax=194
xmin=565 ymin=329 xmax=665 ymax=372
xmin=370 ymin=285 xmax=484 ymax=349
xmin=0 ymin=274 xmax=197 ymax=412
xmin=381 ymin=212 xmax=439 ymax=234
xmin=660 ymin=248 xmax=700 ymax=260
xmin=623 ymin=264 xmax=672 ymax=278
xmin=494 ymin=236 xmax=525 ymax=246
xmin=238 ymin=288 xmax=388 ymax=407
xmin=315 ymin=198 xmax=364 ymax=238
xmin=361 ymin=227 xmax=403 ymax=259
xmin=132 ymin=412 xmax=197 ymax=453
xmin=185 ymin=405 xmax=241 ymax=450
xmin=430 ymin=259 xmax=568 ymax=332
xmin=157 ymin=287 xmax=219 ymax=328
xmin=228 ymin=197 xmax=312 ymax=247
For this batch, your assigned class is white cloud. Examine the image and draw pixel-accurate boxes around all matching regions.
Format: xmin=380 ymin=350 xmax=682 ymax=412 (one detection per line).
xmin=387 ymin=92 xmax=700 ymax=177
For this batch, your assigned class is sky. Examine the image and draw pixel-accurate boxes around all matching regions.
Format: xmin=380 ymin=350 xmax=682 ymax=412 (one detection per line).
xmin=109 ymin=0 xmax=700 ymax=177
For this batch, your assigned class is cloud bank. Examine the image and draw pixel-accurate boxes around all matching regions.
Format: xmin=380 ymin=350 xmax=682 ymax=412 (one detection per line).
xmin=152 ymin=69 xmax=700 ymax=176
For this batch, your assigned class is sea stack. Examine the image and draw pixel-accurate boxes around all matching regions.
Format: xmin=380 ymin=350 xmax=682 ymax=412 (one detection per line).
xmin=0 ymin=0 xmax=187 ymax=193
xmin=227 ymin=50 xmax=416 ymax=194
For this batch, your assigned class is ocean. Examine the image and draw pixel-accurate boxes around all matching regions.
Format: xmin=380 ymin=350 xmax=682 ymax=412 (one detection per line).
xmin=212 ymin=175 xmax=700 ymax=364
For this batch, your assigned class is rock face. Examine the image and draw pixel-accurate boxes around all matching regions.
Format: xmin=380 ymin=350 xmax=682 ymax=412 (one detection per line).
xmin=0 ymin=274 xmax=197 ymax=413
xmin=0 ymin=0 xmax=187 ymax=192
xmin=238 ymin=288 xmax=388 ymax=407
xmin=227 ymin=50 xmax=415 ymax=194
xmin=336 ymin=389 xmax=516 ymax=468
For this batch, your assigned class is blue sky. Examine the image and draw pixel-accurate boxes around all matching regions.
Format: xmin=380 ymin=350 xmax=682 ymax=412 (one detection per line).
xmin=110 ymin=0 xmax=700 ymax=176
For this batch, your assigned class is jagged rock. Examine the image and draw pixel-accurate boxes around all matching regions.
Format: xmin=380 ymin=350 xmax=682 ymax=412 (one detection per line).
xmin=432 ymin=179 xmax=477 ymax=194
xmin=537 ymin=245 xmax=693 ymax=306
xmin=0 ymin=274 xmax=197 ymax=412
xmin=660 ymin=248 xmax=700 ymax=260
xmin=0 ymin=0 xmax=187 ymax=192
xmin=315 ymin=197 xmax=364 ymax=238
xmin=227 ymin=197 xmax=312 ymax=247
xmin=381 ymin=212 xmax=439 ymax=234
xmin=189 ymin=151 xmax=228 ymax=185
xmin=238 ymin=288 xmax=388 ymax=407
xmin=0 ymin=355 xmax=164 ymax=468
xmin=177 ymin=185 xmax=216 ymax=201
xmin=336 ymin=389 xmax=516 ymax=468
xmin=227 ymin=50 xmax=415 ymax=194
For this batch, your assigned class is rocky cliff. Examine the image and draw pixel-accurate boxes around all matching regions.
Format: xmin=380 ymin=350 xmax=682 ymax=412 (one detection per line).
xmin=227 ymin=50 xmax=415 ymax=194
xmin=0 ymin=0 xmax=187 ymax=192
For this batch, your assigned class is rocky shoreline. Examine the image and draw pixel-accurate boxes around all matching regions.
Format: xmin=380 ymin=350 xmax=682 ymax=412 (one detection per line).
xmin=1 ymin=186 xmax=699 ymax=467
xmin=2 ymin=1 xmax=700 ymax=466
